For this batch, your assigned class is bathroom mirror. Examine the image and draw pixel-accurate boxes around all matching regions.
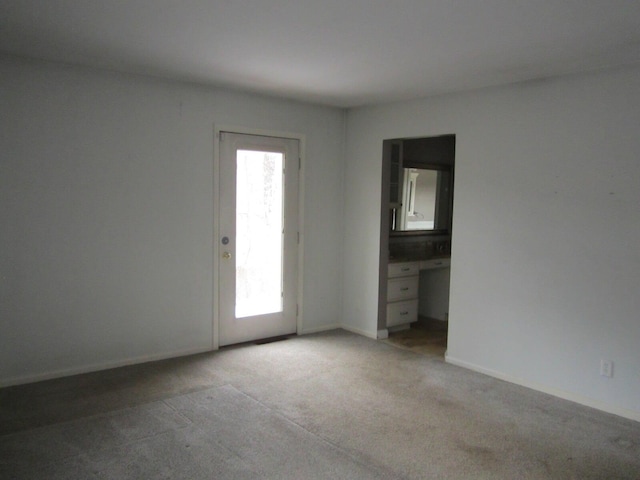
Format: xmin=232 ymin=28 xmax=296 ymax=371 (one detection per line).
xmin=384 ymin=134 xmax=455 ymax=236
xmin=393 ymin=167 xmax=452 ymax=233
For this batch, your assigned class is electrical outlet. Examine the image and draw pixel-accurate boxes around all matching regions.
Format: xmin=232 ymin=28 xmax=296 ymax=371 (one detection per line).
xmin=600 ymin=360 xmax=614 ymax=378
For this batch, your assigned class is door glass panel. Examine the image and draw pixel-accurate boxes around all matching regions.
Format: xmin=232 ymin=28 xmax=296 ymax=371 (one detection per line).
xmin=235 ymin=149 xmax=284 ymax=318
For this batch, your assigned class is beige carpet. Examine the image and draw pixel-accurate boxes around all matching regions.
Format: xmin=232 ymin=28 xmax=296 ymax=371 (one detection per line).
xmin=1 ymin=329 xmax=639 ymax=479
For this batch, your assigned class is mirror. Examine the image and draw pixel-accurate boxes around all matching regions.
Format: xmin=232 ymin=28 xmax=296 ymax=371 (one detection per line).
xmin=384 ymin=135 xmax=455 ymax=235
xmin=393 ymin=167 xmax=452 ymax=232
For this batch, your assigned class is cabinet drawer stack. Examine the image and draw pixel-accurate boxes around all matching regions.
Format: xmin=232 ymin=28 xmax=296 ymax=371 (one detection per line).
xmin=386 ymin=262 xmax=419 ymax=327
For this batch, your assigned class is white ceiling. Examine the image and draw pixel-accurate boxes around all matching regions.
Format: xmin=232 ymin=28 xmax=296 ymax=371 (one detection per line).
xmin=2 ymin=1 xmax=640 ymax=107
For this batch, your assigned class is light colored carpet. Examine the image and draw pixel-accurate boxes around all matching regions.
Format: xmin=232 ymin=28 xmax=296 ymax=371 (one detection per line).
xmin=1 ymin=329 xmax=639 ymax=479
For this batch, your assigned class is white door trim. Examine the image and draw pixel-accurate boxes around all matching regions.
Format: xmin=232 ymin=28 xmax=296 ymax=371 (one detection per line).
xmin=213 ymin=125 xmax=305 ymax=349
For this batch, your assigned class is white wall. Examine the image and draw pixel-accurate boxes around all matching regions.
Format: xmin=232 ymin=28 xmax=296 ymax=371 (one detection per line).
xmin=344 ymin=65 xmax=640 ymax=420
xmin=0 ymin=56 xmax=345 ymax=385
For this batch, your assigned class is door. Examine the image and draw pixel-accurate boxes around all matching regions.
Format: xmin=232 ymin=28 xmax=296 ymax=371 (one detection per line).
xmin=218 ymin=132 xmax=299 ymax=346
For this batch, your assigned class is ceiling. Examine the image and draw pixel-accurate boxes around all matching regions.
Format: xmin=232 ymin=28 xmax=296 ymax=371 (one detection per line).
xmin=2 ymin=1 xmax=640 ymax=107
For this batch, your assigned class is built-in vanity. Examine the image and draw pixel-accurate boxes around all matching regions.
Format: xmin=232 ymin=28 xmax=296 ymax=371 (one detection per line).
xmin=378 ymin=135 xmax=455 ymax=335
xmin=386 ymin=257 xmax=451 ymax=328
xmin=386 ymin=261 xmax=420 ymax=328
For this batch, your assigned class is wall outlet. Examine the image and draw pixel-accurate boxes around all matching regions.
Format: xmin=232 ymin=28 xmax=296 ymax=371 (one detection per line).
xmin=600 ymin=360 xmax=614 ymax=378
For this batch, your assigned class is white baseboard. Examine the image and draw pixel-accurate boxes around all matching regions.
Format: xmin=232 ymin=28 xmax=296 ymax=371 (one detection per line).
xmin=303 ymin=323 xmax=385 ymax=340
xmin=445 ymin=354 xmax=640 ymax=423
xmin=1 ymin=346 xmax=214 ymax=388
xmin=339 ymin=324 xmax=379 ymax=340
xmin=299 ymin=323 xmax=341 ymax=335
xmin=2 ymin=324 xmax=345 ymax=387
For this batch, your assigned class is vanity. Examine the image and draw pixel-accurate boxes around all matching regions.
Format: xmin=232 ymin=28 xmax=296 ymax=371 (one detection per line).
xmin=385 ymin=246 xmax=451 ymax=330
xmin=386 ymin=261 xmax=420 ymax=328
xmin=378 ymin=134 xmax=455 ymax=335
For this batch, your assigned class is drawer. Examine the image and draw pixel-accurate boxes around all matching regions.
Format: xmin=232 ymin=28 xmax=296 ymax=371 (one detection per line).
xmin=386 ymin=299 xmax=418 ymax=327
xmin=387 ymin=276 xmax=419 ymax=302
xmin=388 ymin=262 xmax=420 ymax=278
xmin=419 ymin=257 xmax=451 ymax=270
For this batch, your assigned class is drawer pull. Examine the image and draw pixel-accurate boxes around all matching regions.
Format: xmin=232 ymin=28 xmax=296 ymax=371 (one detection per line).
xmin=400 ymin=311 xmax=409 ymax=315
xmin=401 ymin=267 xmax=410 ymax=271
xmin=434 ymin=261 xmax=442 ymax=266
xmin=400 ymin=287 xmax=409 ymax=291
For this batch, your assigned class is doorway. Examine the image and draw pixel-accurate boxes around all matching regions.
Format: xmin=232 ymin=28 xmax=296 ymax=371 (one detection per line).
xmin=218 ymin=132 xmax=300 ymax=346
xmin=379 ymin=135 xmax=455 ymax=357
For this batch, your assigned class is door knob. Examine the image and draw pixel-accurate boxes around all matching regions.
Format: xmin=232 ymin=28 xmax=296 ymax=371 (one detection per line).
xmin=222 ymin=251 xmax=231 ymax=259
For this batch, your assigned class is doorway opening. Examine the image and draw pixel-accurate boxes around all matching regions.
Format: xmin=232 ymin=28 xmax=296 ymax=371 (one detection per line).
xmin=378 ymin=135 xmax=455 ymax=358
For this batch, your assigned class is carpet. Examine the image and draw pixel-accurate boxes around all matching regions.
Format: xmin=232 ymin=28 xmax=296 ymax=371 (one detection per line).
xmin=1 ymin=329 xmax=639 ymax=479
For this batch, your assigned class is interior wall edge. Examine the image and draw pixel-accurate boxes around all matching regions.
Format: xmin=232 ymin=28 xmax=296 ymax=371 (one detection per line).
xmin=339 ymin=325 xmax=380 ymax=340
xmin=445 ymin=354 xmax=640 ymax=423
xmin=0 ymin=346 xmax=214 ymax=389
xmin=299 ymin=324 xmax=342 ymax=335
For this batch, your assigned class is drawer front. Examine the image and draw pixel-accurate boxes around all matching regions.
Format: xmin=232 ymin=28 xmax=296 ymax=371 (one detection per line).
xmin=387 ymin=276 xmax=419 ymax=302
xmin=387 ymin=299 xmax=418 ymax=327
xmin=388 ymin=262 xmax=420 ymax=278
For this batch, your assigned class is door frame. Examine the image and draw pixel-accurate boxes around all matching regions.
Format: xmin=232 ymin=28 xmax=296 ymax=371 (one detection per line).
xmin=213 ymin=125 xmax=306 ymax=349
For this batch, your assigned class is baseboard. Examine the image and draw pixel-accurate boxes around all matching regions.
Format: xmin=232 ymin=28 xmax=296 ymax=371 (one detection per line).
xmin=339 ymin=324 xmax=379 ymax=340
xmin=0 ymin=345 xmax=214 ymax=388
xmin=299 ymin=323 xmax=341 ymax=335
xmin=305 ymin=323 xmax=384 ymax=340
xmin=2 ymin=325 xmax=348 ymax=387
xmin=445 ymin=354 xmax=640 ymax=423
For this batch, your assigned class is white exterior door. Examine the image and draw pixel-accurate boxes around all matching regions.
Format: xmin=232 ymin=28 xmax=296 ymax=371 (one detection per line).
xmin=218 ymin=132 xmax=299 ymax=346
